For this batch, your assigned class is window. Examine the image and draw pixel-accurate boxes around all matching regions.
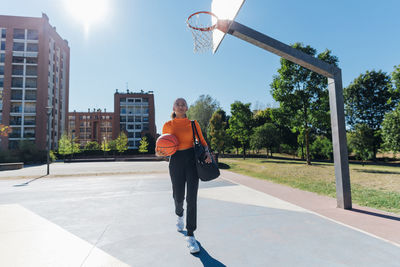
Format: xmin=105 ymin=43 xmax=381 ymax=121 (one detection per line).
xmin=25 ymin=78 xmax=37 ymax=88
xmin=25 ymin=90 xmax=36 ymax=100
xmin=135 ymin=116 xmax=141 ymax=122
xmin=10 ymin=103 xmax=22 ymax=113
xmin=135 ymin=99 xmax=141 ymax=102
xmin=27 ymin=30 xmax=38 ymax=40
xmin=135 ymin=132 xmax=141 ymax=138
xmin=24 ymin=103 xmax=36 ymax=113
xmin=24 ymin=127 xmax=35 ymax=138
xmin=0 ymin=53 xmax=4 ymax=63
xmin=11 ymin=90 xmax=22 ymax=100
xmin=135 ymin=124 xmax=141 ymax=130
xmin=26 ymin=66 xmax=37 ymax=76
xmin=143 ymin=117 xmax=149 ymax=122
xmin=1 ymin=41 xmax=5 ymax=50
xmin=127 ymin=125 xmax=134 ymax=130
xmin=120 ymin=98 xmax=126 ymax=103
xmin=26 ymin=57 xmax=38 ymax=64
xmin=12 ymin=56 xmax=24 ymax=63
xmin=143 ymin=98 xmax=149 ymax=102
xmin=26 ymin=43 xmax=38 ymax=52
xmin=0 ymin=65 xmax=3 ymax=75
xmin=128 ymin=99 xmax=134 ymax=102
xmin=121 ymin=107 xmax=126 ymax=114
xmin=120 ymin=116 xmax=126 ymax=122
xmin=12 ymin=65 xmax=24 ymax=75
xmin=128 ymin=116 xmax=134 ymax=122
xmin=128 ymin=132 xmax=134 ymax=138
xmin=135 ymin=107 xmax=141 ymax=114
xmin=143 ymin=123 xmax=149 ymax=130
xmin=13 ymin=42 xmax=24 ymax=51
xmin=13 ymin=29 xmax=25 ymax=39
xmin=11 ymin=77 xmax=23 ymax=88
xmin=9 ymin=140 xmax=20 ymax=149
xmin=10 ymin=116 xmax=22 ymax=125
xmin=1 ymin=29 xmax=5 ymax=38
xmin=0 ymin=78 xmax=3 ymax=87
xmin=24 ymin=116 xmax=36 ymax=125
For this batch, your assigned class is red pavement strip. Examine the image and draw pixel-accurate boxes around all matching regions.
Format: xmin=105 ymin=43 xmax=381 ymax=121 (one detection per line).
xmin=220 ymin=170 xmax=400 ymax=247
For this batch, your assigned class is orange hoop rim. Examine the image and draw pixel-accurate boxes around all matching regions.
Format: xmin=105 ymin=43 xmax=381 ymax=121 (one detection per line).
xmin=187 ymin=11 xmax=218 ymax=32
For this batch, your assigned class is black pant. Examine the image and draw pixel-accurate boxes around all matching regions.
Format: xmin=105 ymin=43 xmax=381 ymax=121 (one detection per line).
xmin=169 ymin=147 xmax=199 ymax=236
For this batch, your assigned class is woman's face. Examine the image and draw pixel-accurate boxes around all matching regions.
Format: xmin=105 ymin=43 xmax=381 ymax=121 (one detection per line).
xmin=173 ymin=99 xmax=188 ymax=117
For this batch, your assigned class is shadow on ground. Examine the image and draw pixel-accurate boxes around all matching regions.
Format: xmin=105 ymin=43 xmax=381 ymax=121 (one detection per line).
xmin=353 ymin=169 xmax=400 ymax=175
xmin=351 ymin=208 xmax=400 ymax=222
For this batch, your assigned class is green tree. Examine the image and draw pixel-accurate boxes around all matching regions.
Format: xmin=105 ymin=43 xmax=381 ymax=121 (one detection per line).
xmin=208 ymin=109 xmax=227 ymax=154
xmin=58 ymin=133 xmax=72 ymax=158
xmin=344 ymin=70 xmax=399 ymax=159
xmin=227 ymin=101 xmax=253 ymax=159
xmin=310 ymin=136 xmax=333 ymax=160
xmin=253 ymin=108 xmax=273 ymax=128
xmin=392 ymin=65 xmax=400 ymax=91
xmin=347 ymin=124 xmax=375 ymax=165
xmin=84 ymin=141 xmax=100 ymax=151
xmin=115 ymin=132 xmax=128 ymax=154
xmin=187 ymin=95 xmax=220 ymax=139
xmin=101 ymin=138 xmax=111 ymax=154
xmin=271 ymin=43 xmax=338 ymax=165
xmin=139 ymin=136 xmax=149 ymax=153
xmin=250 ymin=123 xmax=279 ymax=157
xmin=381 ymin=105 xmax=400 ymax=157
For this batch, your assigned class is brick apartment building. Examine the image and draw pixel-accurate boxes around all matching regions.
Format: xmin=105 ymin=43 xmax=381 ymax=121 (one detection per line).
xmin=68 ymin=109 xmax=113 ymax=148
xmin=0 ymin=13 xmax=70 ymax=150
xmin=68 ymin=90 xmax=156 ymax=150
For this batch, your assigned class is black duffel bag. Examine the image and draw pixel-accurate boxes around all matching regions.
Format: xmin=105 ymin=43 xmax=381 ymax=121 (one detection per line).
xmin=191 ymin=121 xmax=220 ymax=181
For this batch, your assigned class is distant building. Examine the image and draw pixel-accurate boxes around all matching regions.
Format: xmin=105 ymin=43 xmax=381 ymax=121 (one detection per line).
xmin=67 ymin=90 xmax=156 ymax=150
xmin=114 ymin=90 xmax=156 ymax=149
xmin=68 ymin=109 xmax=113 ymax=147
xmin=0 ymin=13 xmax=70 ymax=150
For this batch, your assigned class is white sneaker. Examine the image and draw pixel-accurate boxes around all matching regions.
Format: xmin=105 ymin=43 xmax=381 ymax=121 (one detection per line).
xmin=176 ymin=215 xmax=184 ymax=232
xmin=186 ymin=236 xmax=200 ymax=254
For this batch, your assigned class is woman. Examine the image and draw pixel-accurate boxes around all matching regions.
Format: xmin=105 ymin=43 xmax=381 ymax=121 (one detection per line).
xmin=157 ymin=98 xmax=211 ymax=254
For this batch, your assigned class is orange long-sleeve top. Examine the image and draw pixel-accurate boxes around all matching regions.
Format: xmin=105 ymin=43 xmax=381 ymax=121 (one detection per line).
xmin=162 ymin=118 xmax=207 ymax=150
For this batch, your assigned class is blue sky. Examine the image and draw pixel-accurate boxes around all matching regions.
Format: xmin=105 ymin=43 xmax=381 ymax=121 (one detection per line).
xmin=2 ymin=0 xmax=400 ymax=133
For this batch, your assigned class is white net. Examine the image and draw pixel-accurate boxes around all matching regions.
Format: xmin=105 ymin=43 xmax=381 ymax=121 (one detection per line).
xmin=187 ymin=12 xmax=217 ymax=53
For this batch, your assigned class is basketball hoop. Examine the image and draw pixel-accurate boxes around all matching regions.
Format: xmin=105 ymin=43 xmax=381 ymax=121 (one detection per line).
xmin=187 ymin=11 xmax=218 ymax=53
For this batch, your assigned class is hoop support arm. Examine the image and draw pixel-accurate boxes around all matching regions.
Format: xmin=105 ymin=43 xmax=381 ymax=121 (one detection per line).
xmin=219 ymin=20 xmax=339 ymax=78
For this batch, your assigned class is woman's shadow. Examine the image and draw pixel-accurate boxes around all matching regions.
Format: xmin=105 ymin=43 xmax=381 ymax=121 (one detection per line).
xmin=179 ymin=231 xmax=226 ymax=267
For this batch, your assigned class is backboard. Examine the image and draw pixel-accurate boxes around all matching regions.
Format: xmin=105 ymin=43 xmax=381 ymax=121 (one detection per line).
xmin=211 ymin=0 xmax=245 ymax=54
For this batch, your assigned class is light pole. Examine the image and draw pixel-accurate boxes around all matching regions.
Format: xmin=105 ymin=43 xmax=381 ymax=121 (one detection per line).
xmin=46 ymin=106 xmax=52 ymax=175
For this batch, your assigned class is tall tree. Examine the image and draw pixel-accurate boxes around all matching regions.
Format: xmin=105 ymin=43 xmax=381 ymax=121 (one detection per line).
xmin=347 ymin=124 xmax=375 ymax=165
xmin=250 ymin=123 xmax=279 ymax=157
xmin=392 ymin=65 xmax=400 ymax=91
xmin=187 ymin=95 xmax=220 ymax=139
xmin=381 ymin=104 xmax=400 ymax=157
xmin=271 ymin=43 xmax=338 ymax=165
xmin=344 ymin=70 xmax=399 ymax=158
xmin=208 ymin=109 xmax=227 ymax=154
xmin=227 ymin=101 xmax=253 ymax=159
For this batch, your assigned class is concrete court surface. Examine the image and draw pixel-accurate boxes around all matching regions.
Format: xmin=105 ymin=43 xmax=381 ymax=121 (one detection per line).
xmin=0 ymin=162 xmax=399 ymax=267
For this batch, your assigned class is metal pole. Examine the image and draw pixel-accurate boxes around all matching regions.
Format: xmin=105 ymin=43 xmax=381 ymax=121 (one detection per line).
xmin=221 ymin=20 xmax=352 ymax=209
xmin=46 ymin=107 xmax=52 ymax=175
xmin=328 ymin=71 xmax=352 ymax=209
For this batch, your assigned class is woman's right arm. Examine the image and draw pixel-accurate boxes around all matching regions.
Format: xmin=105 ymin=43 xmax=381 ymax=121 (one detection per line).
xmin=156 ymin=122 xmax=170 ymax=157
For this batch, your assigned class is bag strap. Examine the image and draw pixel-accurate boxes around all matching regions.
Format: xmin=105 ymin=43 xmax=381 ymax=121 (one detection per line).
xmin=191 ymin=120 xmax=200 ymax=145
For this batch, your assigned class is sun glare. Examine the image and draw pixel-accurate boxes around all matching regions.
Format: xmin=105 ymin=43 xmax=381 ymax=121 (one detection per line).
xmin=64 ymin=0 xmax=109 ymax=34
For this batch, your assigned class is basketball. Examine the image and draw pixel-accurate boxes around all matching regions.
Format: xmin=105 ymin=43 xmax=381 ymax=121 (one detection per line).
xmin=156 ymin=134 xmax=179 ymax=156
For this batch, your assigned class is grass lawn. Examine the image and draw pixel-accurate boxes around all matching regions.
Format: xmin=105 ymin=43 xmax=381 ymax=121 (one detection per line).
xmin=219 ymin=157 xmax=400 ymax=214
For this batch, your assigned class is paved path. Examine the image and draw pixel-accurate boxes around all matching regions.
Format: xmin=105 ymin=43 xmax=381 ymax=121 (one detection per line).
xmin=0 ymin=162 xmax=399 ymax=266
